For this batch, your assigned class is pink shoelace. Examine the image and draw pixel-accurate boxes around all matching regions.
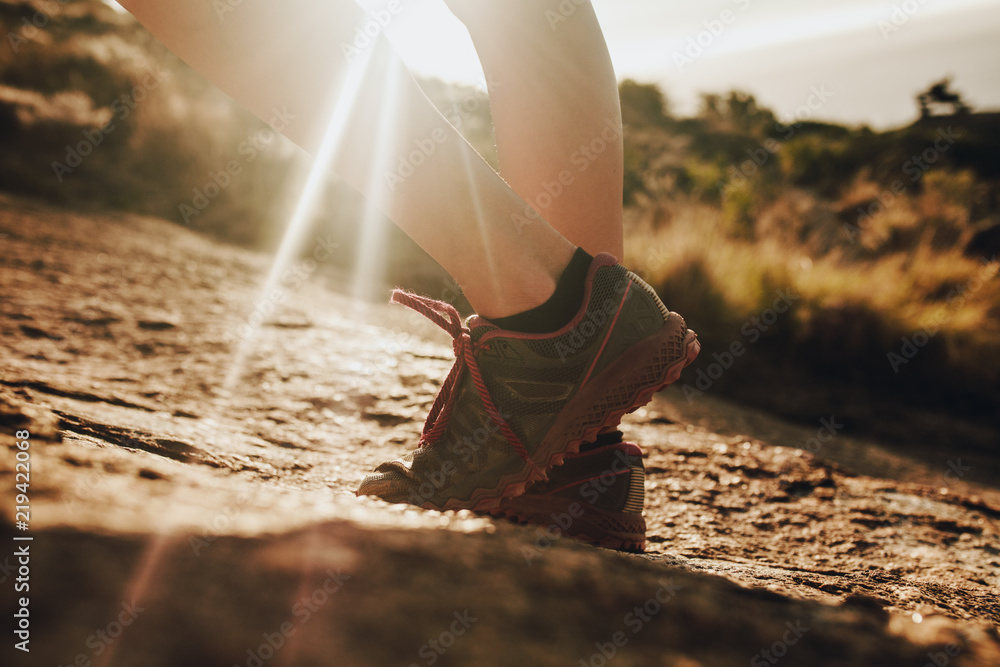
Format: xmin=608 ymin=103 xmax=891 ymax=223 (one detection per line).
xmin=391 ymin=290 xmax=534 ymax=466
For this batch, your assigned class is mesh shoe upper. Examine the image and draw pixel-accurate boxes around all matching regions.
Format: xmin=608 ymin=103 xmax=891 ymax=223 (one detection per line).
xmin=358 ymin=253 xmax=697 ymax=510
xmin=495 ymin=437 xmax=648 ymax=553
xmin=519 ymin=439 xmax=646 ymax=515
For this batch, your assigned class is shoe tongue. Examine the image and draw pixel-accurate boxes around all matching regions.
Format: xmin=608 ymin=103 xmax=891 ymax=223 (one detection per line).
xmin=465 ymin=315 xmax=495 ymax=341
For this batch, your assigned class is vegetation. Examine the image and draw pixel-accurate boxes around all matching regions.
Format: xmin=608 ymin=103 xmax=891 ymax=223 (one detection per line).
xmin=616 ymin=80 xmax=1000 ymax=444
xmin=1 ymin=1 xmax=997 ymax=444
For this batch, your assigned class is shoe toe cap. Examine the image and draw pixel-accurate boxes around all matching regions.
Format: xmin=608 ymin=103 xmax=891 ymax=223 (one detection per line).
xmin=356 ymin=464 xmax=416 ymax=504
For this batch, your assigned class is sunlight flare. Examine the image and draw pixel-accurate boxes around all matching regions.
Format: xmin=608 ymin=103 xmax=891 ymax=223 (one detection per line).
xmin=224 ymin=45 xmax=378 ymax=391
xmin=350 ymin=53 xmax=404 ymax=303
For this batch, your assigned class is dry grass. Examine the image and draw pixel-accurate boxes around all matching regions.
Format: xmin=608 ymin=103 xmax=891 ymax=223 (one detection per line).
xmin=624 ymin=177 xmax=1000 ymax=390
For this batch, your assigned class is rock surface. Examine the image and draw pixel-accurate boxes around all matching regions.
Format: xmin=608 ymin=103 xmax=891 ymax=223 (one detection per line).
xmin=1 ymin=194 xmax=998 ymax=666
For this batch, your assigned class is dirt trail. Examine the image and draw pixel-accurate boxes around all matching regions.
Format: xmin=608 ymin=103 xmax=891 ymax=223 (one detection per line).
xmin=1 ymin=194 xmax=998 ymax=666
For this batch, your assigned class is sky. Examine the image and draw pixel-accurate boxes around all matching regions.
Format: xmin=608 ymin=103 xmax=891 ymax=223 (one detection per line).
xmin=366 ymin=0 xmax=1000 ymax=130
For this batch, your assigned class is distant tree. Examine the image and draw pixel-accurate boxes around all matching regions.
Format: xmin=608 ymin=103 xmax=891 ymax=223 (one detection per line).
xmin=917 ymin=78 xmax=971 ymax=118
xmin=699 ymin=93 xmax=723 ymax=122
xmin=619 ymin=79 xmax=670 ymax=126
xmin=698 ymin=91 xmax=774 ymax=136
xmin=724 ymin=91 xmax=761 ymax=126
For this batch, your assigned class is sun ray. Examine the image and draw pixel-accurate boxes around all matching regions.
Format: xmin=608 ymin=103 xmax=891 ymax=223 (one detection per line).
xmin=223 ymin=45 xmax=378 ymax=392
xmin=93 ymin=532 xmax=171 ymax=667
xmin=454 ymin=109 xmax=500 ymax=303
xmin=351 ymin=51 xmax=405 ymax=303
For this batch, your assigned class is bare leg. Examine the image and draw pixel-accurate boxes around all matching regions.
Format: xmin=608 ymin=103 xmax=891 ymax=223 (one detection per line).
xmin=445 ymin=0 xmax=624 ymax=258
xmin=116 ymin=0 xmax=574 ymax=318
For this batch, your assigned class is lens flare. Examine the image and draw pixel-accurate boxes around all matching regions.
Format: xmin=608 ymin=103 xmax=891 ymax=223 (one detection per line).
xmin=223 ymin=46 xmax=378 ymax=391
xmin=350 ymin=53 xmax=404 ymax=303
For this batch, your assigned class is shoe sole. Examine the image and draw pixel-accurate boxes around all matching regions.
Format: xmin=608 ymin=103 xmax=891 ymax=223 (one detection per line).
xmin=491 ymin=495 xmax=646 ymax=553
xmin=431 ymin=314 xmax=700 ymax=512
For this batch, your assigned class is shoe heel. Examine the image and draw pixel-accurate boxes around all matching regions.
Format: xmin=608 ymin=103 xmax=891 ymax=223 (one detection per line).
xmin=534 ymin=318 xmax=698 ymax=479
xmin=622 ymin=464 xmax=645 ymax=515
xmin=581 ymin=316 xmax=699 ymax=432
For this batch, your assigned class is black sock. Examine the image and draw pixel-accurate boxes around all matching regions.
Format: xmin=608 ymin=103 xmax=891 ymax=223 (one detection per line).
xmin=490 ymin=247 xmax=593 ymax=334
xmin=579 ymin=430 xmax=624 ymax=452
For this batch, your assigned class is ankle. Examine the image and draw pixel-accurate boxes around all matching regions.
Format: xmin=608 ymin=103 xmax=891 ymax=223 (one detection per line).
xmin=486 ymin=247 xmax=593 ymax=333
xmin=466 ymin=244 xmax=575 ymax=320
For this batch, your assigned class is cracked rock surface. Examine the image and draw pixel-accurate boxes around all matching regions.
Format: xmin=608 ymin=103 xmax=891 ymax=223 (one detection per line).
xmin=1 ymin=194 xmax=998 ymax=666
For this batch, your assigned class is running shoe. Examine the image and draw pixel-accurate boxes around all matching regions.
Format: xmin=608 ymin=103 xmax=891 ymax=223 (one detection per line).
xmin=357 ymin=253 xmax=698 ymax=511
xmin=493 ymin=432 xmax=647 ymax=552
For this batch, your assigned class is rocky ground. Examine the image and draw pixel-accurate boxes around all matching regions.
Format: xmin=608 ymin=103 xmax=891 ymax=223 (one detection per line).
xmin=1 ymin=193 xmax=998 ymax=666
